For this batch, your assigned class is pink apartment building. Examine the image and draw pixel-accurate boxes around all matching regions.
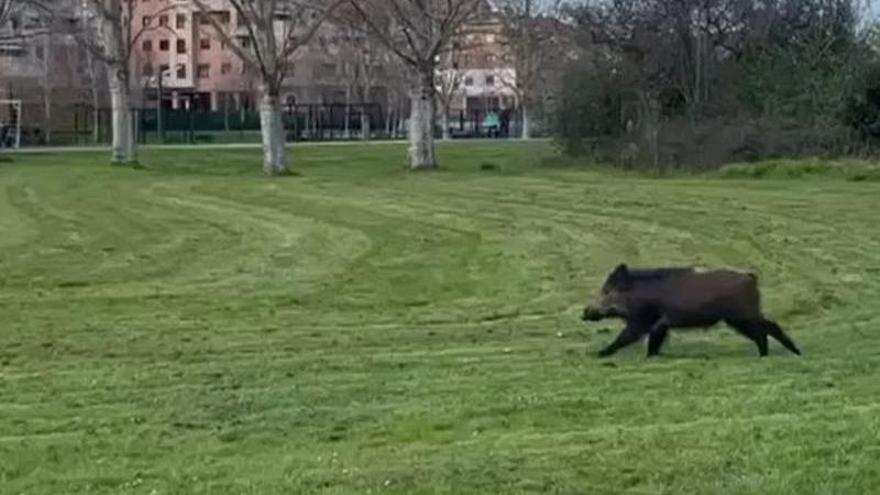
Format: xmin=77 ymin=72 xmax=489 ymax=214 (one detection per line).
xmin=132 ymin=0 xmax=256 ymax=112
xmin=131 ymin=0 xmax=521 ymax=126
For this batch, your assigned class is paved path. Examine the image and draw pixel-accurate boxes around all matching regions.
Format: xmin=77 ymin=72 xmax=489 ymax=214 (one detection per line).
xmin=7 ymin=138 xmax=548 ymax=155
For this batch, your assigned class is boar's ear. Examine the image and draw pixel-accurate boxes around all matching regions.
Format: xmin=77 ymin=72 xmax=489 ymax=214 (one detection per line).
xmin=610 ymin=263 xmax=631 ymax=287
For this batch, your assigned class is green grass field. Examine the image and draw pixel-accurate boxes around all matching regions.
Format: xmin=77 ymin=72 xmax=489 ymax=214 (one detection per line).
xmin=2 ymin=142 xmax=880 ymax=494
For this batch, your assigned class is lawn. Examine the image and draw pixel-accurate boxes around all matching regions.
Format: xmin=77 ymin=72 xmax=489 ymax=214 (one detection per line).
xmin=1 ymin=142 xmax=879 ymax=494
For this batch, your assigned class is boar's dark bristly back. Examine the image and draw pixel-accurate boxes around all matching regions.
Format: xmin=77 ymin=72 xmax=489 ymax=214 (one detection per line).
xmin=624 ymin=267 xmax=694 ymax=282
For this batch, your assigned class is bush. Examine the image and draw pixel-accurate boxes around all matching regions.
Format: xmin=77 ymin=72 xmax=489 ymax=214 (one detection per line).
xmin=554 ymin=0 xmax=880 ymax=170
xmin=718 ymin=159 xmax=880 ymax=181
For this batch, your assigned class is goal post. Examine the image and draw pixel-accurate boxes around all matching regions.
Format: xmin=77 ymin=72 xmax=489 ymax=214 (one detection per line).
xmin=0 ymin=99 xmax=22 ymax=150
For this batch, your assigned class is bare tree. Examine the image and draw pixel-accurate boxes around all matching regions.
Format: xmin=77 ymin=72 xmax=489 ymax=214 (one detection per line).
xmin=334 ymin=26 xmax=382 ymax=140
xmin=495 ymin=0 xmax=569 ymax=139
xmin=0 ymin=0 xmax=14 ymax=154
xmin=382 ymin=54 xmax=410 ymax=138
xmin=193 ymin=0 xmax=343 ymax=175
xmin=343 ymin=0 xmax=483 ymax=169
xmin=0 ymin=0 xmax=13 ymax=27
xmin=436 ymin=41 xmax=464 ymax=140
xmin=353 ymin=25 xmax=383 ymax=140
xmin=38 ymin=35 xmax=52 ymax=144
xmin=81 ymin=27 xmax=104 ymax=143
xmin=332 ymin=27 xmax=360 ymax=139
xmin=43 ymin=0 xmax=177 ymax=164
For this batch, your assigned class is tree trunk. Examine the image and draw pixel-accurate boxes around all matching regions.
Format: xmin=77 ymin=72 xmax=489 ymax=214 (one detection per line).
xmin=239 ymin=93 xmax=246 ymax=130
xmin=361 ymin=111 xmax=370 ymax=140
xmin=408 ymin=70 xmax=438 ymax=169
xmin=344 ymin=86 xmax=351 ymax=139
xmin=42 ymin=85 xmax=52 ymax=145
xmin=259 ymin=87 xmax=288 ymax=176
xmin=224 ymin=93 xmax=230 ymax=132
xmin=92 ymin=99 xmax=100 ymax=144
xmin=83 ymin=29 xmax=101 ymax=144
xmin=385 ymin=93 xmax=394 ymax=137
xmin=109 ymin=74 xmax=136 ymax=164
xmin=521 ymin=104 xmax=531 ymax=140
xmin=41 ymin=40 xmax=52 ymax=145
xmin=441 ymin=107 xmax=451 ymax=140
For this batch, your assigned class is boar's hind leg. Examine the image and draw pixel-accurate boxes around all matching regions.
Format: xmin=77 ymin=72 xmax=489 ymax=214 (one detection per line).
xmin=759 ymin=319 xmax=802 ymax=356
xmin=646 ymin=318 xmax=670 ymax=357
xmin=725 ymin=319 xmax=768 ymax=356
xmin=598 ymin=322 xmax=646 ymax=358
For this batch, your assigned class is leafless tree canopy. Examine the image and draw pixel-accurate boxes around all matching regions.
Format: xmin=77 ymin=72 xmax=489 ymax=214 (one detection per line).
xmin=343 ymin=0 xmax=483 ymax=70
xmin=339 ymin=0 xmax=483 ymax=168
xmin=0 ymin=0 xmax=13 ymax=26
xmin=193 ymin=0 xmax=343 ymax=95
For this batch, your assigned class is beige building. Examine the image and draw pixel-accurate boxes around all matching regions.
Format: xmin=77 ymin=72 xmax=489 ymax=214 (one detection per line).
xmin=131 ymin=0 xmax=391 ymax=114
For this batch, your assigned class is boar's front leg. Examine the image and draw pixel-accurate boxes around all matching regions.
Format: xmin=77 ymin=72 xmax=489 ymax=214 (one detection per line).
xmin=646 ymin=317 xmax=670 ymax=357
xmin=598 ymin=319 xmax=649 ymax=357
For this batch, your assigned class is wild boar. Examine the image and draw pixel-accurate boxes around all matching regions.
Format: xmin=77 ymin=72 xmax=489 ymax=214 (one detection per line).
xmin=582 ymin=264 xmax=801 ymax=357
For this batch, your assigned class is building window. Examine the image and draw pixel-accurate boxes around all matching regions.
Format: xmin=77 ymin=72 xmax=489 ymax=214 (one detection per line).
xmin=143 ymin=63 xmax=153 ymax=76
xmin=142 ymin=16 xmax=151 ymax=27
xmin=176 ymin=39 xmax=186 ymax=54
xmin=221 ymin=62 xmax=232 ymax=75
xmin=464 ymin=76 xmax=474 ymax=86
xmin=485 ymin=75 xmax=495 ymax=86
xmin=159 ymin=39 xmax=169 ymax=51
xmin=197 ymin=64 xmax=210 ymax=78
xmin=176 ymin=14 xmax=186 ymax=29
xmin=203 ymin=11 xmax=231 ymax=25
xmin=142 ymin=39 xmax=152 ymax=51
xmin=200 ymin=38 xmax=210 ymax=50
xmin=159 ymin=15 xmax=168 ymax=27
xmin=159 ymin=64 xmax=169 ymax=76
xmin=176 ymin=63 xmax=186 ymax=79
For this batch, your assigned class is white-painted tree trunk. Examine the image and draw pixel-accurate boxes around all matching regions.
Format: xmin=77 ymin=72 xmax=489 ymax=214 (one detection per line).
xmin=224 ymin=93 xmax=230 ymax=132
xmin=109 ymin=79 xmax=136 ymax=164
xmin=343 ymin=87 xmax=351 ymax=139
xmin=42 ymin=84 xmax=52 ymax=145
xmin=360 ymin=112 xmax=370 ymax=140
xmin=521 ymin=104 xmax=531 ymax=140
xmin=259 ymin=88 xmax=288 ymax=176
xmin=408 ymin=71 xmax=438 ymax=169
xmin=41 ymin=38 xmax=52 ymax=145
xmin=441 ymin=108 xmax=451 ymax=141
xmin=92 ymin=99 xmax=100 ymax=144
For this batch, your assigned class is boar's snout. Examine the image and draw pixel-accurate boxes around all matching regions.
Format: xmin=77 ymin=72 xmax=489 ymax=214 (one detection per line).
xmin=582 ymin=307 xmax=605 ymax=322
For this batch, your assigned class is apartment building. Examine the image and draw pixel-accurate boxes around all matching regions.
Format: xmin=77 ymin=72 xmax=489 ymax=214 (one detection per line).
xmin=435 ymin=5 xmax=518 ymax=135
xmin=132 ymin=0 xmax=246 ymax=111
xmin=131 ymin=0 xmax=391 ymax=113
